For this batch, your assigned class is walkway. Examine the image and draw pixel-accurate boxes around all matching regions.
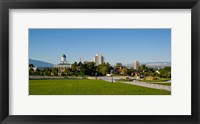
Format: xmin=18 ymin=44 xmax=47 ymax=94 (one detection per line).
xmin=122 ymin=80 xmax=171 ymax=91
xmin=98 ymin=76 xmax=116 ymax=82
xmin=98 ymin=76 xmax=171 ymax=91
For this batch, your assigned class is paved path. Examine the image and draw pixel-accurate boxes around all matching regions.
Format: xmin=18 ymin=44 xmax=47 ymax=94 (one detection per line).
xmin=98 ymin=76 xmax=117 ymax=82
xmin=98 ymin=76 xmax=171 ymax=91
xmin=122 ymin=80 xmax=171 ymax=91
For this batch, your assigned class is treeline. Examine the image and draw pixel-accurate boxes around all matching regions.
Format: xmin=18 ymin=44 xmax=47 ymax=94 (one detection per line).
xmin=29 ymin=62 xmax=171 ymax=78
xmin=139 ymin=65 xmax=171 ymax=78
xmin=29 ymin=62 xmax=113 ymax=76
xmin=66 ymin=62 xmax=113 ymax=76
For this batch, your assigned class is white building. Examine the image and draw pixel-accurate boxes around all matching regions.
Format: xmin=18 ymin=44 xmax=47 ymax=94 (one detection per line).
xmin=54 ymin=54 xmax=71 ymax=74
xmin=134 ymin=60 xmax=140 ymax=70
xmin=93 ymin=54 xmax=104 ymax=66
xmin=60 ymin=54 xmax=67 ymax=63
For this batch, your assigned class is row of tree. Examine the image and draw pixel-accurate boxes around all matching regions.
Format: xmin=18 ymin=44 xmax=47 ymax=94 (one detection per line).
xmin=29 ymin=62 xmax=113 ymax=76
xmin=29 ymin=62 xmax=171 ymax=78
xmin=139 ymin=64 xmax=171 ymax=78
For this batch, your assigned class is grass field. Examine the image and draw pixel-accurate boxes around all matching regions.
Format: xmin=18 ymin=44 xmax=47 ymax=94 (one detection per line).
xmin=29 ymin=79 xmax=170 ymax=95
xmin=141 ymin=77 xmax=170 ymax=83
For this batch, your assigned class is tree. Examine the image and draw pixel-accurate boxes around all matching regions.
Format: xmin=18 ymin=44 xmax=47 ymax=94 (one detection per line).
xmin=116 ymin=63 xmax=122 ymax=67
xmin=148 ymin=67 xmax=155 ymax=76
xmin=71 ymin=62 xmax=78 ymax=72
xmin=78 ymin=61 xmax=83 ymax=67
xmin=29 ymin=64 xmax=35 ymax=75
xmin=61 ymin=72 xmax=66 ymax=76
xmin=97 ymin=64 xmax=107 ymax=75
xmin=71 ymin=62 xmax=78 ymax=76
xmin=80 ymin=62 xmax=96 ymax=75
xmin=127 ymin=68 xmax=134 ymax=76
xmin=29 ymin=66 xmax=34 ymax=75
xmin=35 ymin=69 xmax=41 ymax=75
xmin=140 ymin=64 xmax=147 ymax=72
xmin=44 ymin=68 xmax=51 ymax=76
xmin=65 ymin=68 xmax=71 ymax=76
xmin=159 ymin=66 xmax=171 ymax=78
xmin=53 ymin=68 xmax=58 ymax=76
xmin=96 ymin=62 xmax=112 ymax=76
xmin=164 ymin=66 xmax=171 ymax=72
xmin=29 ymin=64 xmax=35 ymax=67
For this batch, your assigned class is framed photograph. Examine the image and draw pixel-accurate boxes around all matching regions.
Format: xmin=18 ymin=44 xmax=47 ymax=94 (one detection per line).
xmin=0 ymin=0 xmax=200 ymax=124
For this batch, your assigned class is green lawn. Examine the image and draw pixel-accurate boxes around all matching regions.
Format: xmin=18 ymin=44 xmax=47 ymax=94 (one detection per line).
xmin=141 ymin=78 xmax=170 ymax=83
xmin=29 ymin=79 xmax=171 ymax=95
xmin=140 ymin=78 xmax=171 ymax=86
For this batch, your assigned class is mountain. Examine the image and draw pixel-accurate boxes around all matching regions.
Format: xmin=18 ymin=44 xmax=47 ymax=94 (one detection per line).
xmin=145 ymin=62 xmax=171 ymax=68
xmin=29 ymin=59 xmax=54 ymax=67
xmin=124 ymin=62 xmax=171 ymax=68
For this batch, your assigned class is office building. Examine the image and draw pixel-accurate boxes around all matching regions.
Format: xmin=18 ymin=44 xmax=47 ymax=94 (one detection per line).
xmin=134 ymin=60 xmax=140 ymax=70
xmin=94 ymin=54 xmax=104 ymax=66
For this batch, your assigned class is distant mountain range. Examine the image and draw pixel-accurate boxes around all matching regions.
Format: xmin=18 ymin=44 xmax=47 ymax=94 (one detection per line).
xmin=125 ymin=62 xmax=171 ymax=68
xmin=145 ymin=62 xmax=171 ymax=67
xmin=29 ymin=58 xmax=170 ymax=69
xmin=29 ymin=59 xmax=54 ymax=67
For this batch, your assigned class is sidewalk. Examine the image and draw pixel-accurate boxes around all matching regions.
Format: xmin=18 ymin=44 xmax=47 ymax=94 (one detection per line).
xmin=122 ymin=80 xmax=171 ymax=91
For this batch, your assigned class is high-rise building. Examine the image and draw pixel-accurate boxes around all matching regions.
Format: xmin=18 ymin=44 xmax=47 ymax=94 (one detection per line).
xmin=134 ymin=60 xmax=140 ymax=70
xmin=94 ymin=54 xmax=104 ymax=66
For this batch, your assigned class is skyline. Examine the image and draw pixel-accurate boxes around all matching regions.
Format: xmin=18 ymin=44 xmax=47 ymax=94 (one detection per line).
xmin=29 ymin=29 xmax=171 ymax=65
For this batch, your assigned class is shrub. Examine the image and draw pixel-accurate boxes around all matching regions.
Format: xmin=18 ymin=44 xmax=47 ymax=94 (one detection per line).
xmin=125 ymin=76 xmax=130 ymax=80
xmin=153 ymin=77 xmax=158 ymax=80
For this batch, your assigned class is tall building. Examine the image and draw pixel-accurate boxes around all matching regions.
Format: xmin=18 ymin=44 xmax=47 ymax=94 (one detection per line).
xmin=93 ymin=54 xmax=104 ymax=66
xmin=134 ymin=60 xmax=140 ymax=70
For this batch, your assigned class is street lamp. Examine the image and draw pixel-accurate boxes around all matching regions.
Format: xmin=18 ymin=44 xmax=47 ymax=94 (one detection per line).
xmin=95 ymin=72 xmax=98 ymax=80
xmin=110 ymin=69 xmax=113 ymax=83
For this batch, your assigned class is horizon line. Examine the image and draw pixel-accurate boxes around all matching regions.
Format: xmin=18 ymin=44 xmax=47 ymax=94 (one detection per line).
xmin=29 ymin=58 xmax=171 ymax=65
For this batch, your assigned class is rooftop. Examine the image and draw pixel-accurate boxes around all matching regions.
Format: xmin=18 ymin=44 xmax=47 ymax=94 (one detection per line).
xmin=62 ymin=54 xmax=66 ymax=57
xmin=58 ymin=63 xmax=70 ymax=65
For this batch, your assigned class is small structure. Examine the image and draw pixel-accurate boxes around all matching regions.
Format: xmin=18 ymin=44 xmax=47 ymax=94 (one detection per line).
xmin=134 ymin=72 xmax=140 ymax=80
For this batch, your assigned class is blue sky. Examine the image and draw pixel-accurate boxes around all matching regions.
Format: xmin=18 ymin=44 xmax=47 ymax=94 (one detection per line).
xmin=29 ymin=29 xmax=171 ymax=65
